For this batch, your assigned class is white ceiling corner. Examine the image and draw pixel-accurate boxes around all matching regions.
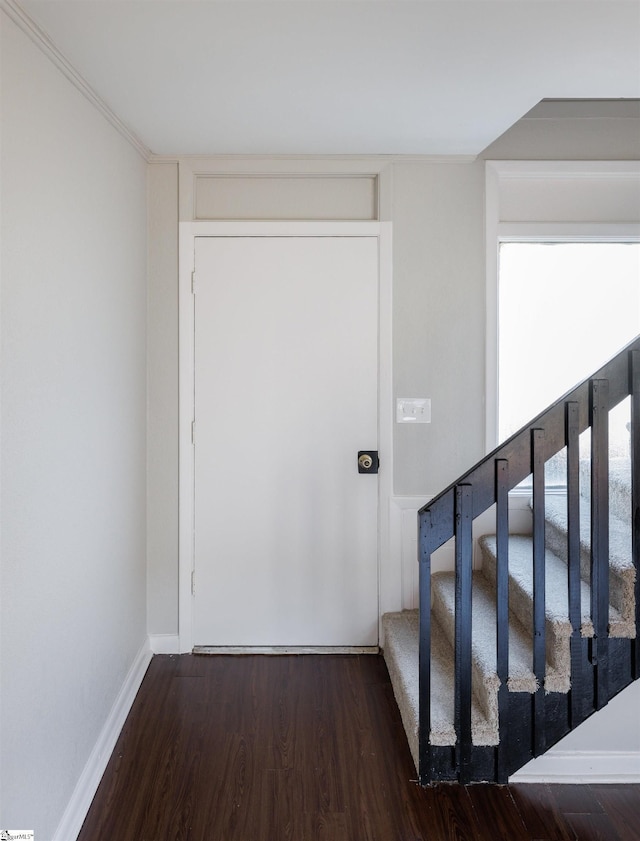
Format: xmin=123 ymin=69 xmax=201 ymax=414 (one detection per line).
xmin=1 ymin=0 xmax=152 ymax=159
xmin=10 ymin=0 xmax=640 ymax=157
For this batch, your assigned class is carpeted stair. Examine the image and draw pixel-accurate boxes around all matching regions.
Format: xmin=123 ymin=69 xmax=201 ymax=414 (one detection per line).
xmin=382 ymin=470 xmax=636 ymax=772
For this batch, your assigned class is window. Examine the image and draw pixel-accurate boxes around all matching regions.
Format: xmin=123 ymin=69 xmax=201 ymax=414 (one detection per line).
xmin=498 ymin=240 xmax=640 ymax=487
xmin=486 ymin=161 xmax=640 ymax=468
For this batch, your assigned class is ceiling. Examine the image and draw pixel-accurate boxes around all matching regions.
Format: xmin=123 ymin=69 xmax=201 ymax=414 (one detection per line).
xmin=14 ymin=0 xmax=640 ymax=157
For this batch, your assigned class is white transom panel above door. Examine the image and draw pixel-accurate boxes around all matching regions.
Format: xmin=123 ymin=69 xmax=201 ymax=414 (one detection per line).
xmin=192 ymin=234 xmax=380 ymax=647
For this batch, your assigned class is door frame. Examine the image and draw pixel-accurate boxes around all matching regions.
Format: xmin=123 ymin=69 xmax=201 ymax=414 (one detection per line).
xmin=178 ymin=221 xmax=394 ymax=652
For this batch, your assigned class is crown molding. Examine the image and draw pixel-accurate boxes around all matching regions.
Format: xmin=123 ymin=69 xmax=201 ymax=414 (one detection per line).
xmin=1 ymin=0 xmax=152 ymax=161
xmin=148 ymin=153 xmax=479 ymax=165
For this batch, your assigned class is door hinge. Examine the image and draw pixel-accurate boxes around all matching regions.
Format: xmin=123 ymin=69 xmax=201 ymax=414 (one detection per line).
xmin=191 ymin=420 xmax=195 ymax=445
xmin=191 ymin=569 xmax=196 ymax=595
xmin=191 ymin=270 xmax=197 ymax=294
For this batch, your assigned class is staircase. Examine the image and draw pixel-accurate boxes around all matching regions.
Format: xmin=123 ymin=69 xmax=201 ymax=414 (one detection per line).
xmin=383 ymin=337 xmax=640 ymax=784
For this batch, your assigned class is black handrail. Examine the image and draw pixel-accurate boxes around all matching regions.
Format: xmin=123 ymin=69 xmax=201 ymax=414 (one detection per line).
xmin=418 ymin=334 xmax=640 ymax=783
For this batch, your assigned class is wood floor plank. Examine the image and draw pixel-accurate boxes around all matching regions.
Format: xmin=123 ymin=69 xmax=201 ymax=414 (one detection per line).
xmin=563 ymin=812 xmax=625 ymax=841
xmin=362 ymin=681 xmax=428 ymax=839
xmin=466 ymin=784 xmax=530 ymax=841
xmin=509 ymin=783 xmax=576 ymax=841
xmin=589 ymin=785 xmax=640 ymax=841
xmin=301 ymin=810 xmax=350 ymax=841
xmin=423 ymin=784 xmax=484 ymax=841
xmin=76 ymin=654 xmax=639 ymax=841
xmin=550 ymin=783 xmax=606 ymax=814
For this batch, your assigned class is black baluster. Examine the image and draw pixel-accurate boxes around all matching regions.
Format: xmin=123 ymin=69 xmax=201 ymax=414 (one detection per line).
xmin=418 ymin=509 xmax=432 ymax=784
xmin=532 ymin=428 xmax=546 ymax=755
xmin=590 ymin=379 xmax=609 ymax=709
xmin=454 ymin=484 xmax=473 ymax=783
xmin=566 ymin=401 xmax=584 ymax=727
xmin=495 ymin=459 xmax=510 ymax=783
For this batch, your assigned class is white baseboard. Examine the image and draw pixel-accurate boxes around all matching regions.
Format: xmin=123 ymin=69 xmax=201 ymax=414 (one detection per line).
xmin=511 ymin=750 xmax=640 ymax=783
xmin=52 ymin=639 xmax=153 ymax=841
xmin=149 ymin=633 xmax=181 ymax=654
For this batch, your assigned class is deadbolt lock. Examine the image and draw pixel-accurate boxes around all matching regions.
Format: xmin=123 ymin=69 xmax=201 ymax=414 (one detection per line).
xmin=358 ymin=451 xmax=379 ymax=474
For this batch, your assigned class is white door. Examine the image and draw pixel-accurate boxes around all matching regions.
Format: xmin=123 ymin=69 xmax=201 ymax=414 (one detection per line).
xmin=193 ymin=236 xmax=379 ymax=647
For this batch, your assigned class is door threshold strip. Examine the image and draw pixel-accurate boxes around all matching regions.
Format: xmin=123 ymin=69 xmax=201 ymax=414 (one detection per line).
xmin=192 ymin=645 xmax=380 ymax=655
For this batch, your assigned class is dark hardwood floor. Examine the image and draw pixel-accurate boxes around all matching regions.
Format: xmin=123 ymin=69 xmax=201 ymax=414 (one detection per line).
xmin=78 ymin=654 xmax=640 ymax=841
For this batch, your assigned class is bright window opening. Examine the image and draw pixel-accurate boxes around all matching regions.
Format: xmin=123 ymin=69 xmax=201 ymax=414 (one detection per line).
xmin=498 ymin=241 xmax=640 ymax=486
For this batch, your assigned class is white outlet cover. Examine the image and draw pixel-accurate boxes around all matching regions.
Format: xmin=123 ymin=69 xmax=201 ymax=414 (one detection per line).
xmin=396 ymin=397 xmax=431 ymax=423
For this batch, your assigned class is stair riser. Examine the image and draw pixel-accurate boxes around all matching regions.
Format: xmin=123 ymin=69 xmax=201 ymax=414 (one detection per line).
xmin=544 ymin=517 xmax=635 ymax=632
xmin=581 ymin=458 xmax=631 ymax=524
xmin=431 ymin=584 xmax=500 ymax=732
xmin=382 ymin=622 xmax=419 ymax=771
xmin=610 ymin=475 xmax=631 ymax=524
xmin=480 ymin=545 xmax=571 ymax=692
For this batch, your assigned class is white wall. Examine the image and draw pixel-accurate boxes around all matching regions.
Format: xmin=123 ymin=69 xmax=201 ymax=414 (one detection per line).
xmin=392 ymin=161 xmax=486 ymax=496
xmin=147 ymin=163 xmax=179 ymax=638
xmin=0 ymin=12 xmax=148 ymax=838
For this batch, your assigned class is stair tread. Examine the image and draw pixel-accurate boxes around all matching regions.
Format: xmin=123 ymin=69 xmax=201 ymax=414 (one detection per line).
xmin=544 ymin=493 xmax=633 ymax=576
xmin=382 ymin=610 xmax=498 ymax=768
xmin=432 ymin=571 xmax=538 ymax=694
xmin=610 ymin=459 xmax=631 ymax=491
xmin=587 ymin=457 xmax=631 ymax=523
xmin=543 ymin=493 xmax=636 ymax=633
xmin=479 ymin=534 xmax=624 ymax=636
